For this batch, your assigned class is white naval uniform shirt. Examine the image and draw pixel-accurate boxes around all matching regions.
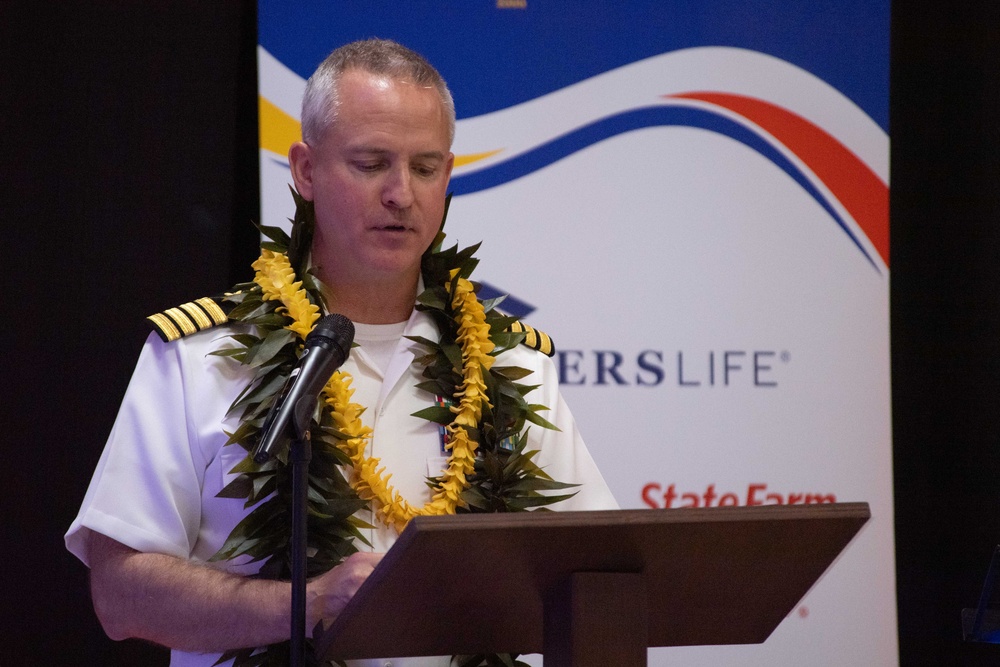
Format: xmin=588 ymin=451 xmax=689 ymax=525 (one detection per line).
xmin=66 ymin=308 xmax=617 ymax=666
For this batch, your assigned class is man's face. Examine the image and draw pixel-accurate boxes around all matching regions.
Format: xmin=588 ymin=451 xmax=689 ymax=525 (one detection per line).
xmin=291 ymin=69 xmax=454 ymax=291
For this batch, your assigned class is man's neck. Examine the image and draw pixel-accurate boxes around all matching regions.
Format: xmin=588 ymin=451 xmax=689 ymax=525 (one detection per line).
xmin=319 ymin=273 xmax=418 ymax=324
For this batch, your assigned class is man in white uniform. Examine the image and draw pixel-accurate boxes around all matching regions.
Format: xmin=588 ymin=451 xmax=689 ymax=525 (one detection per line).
xmin=66 ymin=39 xmax=616 ymax=666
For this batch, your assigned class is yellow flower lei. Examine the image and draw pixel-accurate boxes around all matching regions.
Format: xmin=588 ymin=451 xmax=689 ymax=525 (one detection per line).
xmin=254 ymin=253 xmax=494 ymax=533
xmin=252 ymin=250 xmax=320 ymax=339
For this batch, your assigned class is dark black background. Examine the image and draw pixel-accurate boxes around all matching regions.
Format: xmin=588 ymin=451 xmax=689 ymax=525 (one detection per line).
xmin=2 ymin=2 xmax=998 ymax=664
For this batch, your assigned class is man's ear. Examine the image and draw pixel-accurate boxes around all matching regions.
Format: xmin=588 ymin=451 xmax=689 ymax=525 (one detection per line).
xmin=288 ymin=141 xmax=314 ymax=200
xmin=444 ymin=151 xmax=455 ymax=183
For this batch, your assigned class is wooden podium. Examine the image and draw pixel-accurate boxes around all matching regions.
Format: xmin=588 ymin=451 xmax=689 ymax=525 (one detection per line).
xmin=315 ymin=503 xmax=870 ymax=665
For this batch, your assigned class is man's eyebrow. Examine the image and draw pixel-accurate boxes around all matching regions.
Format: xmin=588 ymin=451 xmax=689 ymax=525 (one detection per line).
xmin=414 ymin=151 xmax=447 ymax=161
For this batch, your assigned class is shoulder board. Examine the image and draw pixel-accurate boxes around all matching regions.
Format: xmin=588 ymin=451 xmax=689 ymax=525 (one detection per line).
xmin=507 ymin=320 xmax=555 ymax=357
xmin=147 ymin=296 xmax=231 ymax=342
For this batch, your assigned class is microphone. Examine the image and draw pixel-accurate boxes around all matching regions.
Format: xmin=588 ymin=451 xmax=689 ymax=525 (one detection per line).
xmin=252 ymin=314 xmax=355 ymax=464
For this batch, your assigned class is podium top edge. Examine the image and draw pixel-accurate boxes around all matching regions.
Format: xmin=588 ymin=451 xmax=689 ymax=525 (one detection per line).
xmin=405 ymin=501 xmax=871 ymax=534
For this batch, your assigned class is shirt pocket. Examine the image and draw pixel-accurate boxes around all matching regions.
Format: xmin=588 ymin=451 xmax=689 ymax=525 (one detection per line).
xmin=216 ymin=444 xmax=251 ymax=491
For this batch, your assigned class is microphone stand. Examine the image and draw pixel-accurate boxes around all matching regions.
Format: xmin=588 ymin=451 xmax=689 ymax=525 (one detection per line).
xmin=289 ymin=402 xmax=315 ymax=667
xmin=250 ymin=314 xmax=355 ymax=666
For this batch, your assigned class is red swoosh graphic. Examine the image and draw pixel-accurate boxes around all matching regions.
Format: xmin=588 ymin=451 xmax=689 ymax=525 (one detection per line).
xmin=669 ymin=92 xmax=889 ymax=268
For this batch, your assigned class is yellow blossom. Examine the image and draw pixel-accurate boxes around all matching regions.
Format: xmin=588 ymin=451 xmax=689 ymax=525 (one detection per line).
xmin=252 ymin=250 xmax=320 ymax=339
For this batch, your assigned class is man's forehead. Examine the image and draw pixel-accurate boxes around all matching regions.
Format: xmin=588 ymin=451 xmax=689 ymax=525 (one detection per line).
xmin=319 ymin=75 xmax=449 ymax=148
xmin=336 ymin=72 xmax=442 ymax=115
xmin=341 ymin=69 xmax=394 ymax=91
xmin=338 ymin=68 xmax=430 ymax=97
xmin=343 ymin=145 xmax=448 ymax=160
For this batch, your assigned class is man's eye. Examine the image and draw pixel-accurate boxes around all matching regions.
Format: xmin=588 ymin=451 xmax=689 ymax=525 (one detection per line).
xmin=413 ymin=164 xmax=437 ymax=177
xmin=355 ymin=162 xmax=383 ymax=172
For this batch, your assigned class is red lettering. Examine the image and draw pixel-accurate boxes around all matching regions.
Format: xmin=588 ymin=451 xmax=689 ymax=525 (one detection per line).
xmin=640 ymin=483 xmax=837 ymax=509
xmin=746 ymin=483 xmax=767 ymax=506
xmin=663 ymin=483 xmax=678 ymax=508
xmin=641 ymin=483 xmax=661 ymax=509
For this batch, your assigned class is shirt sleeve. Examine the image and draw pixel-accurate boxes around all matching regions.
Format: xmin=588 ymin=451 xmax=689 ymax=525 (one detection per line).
xmin=516 ymin=349 xmax=619 ymax=511
xmin=65 ymin=333 xmax=212 ymax=566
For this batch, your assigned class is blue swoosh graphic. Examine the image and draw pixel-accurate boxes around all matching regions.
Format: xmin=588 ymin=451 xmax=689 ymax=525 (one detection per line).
xmin=477 ymin=281 xmax=535 ymax=319
xmin=450 ymin=106 xmax=879 ymax=271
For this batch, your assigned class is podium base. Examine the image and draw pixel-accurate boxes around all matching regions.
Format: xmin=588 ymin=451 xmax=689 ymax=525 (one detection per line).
xmin=544 ymin=572 xmax=648 ymax=667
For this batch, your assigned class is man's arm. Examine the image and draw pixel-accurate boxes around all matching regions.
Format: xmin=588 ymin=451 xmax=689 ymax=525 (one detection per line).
xmin=87 ymin=531 xmax=381 ymax=652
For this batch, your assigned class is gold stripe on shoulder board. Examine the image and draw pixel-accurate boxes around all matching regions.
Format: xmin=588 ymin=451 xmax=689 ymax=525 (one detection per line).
xmin=147 ymin=296 xmax=231 ymax=342
xmin=507 ymin=320 xmax=555 ymax=357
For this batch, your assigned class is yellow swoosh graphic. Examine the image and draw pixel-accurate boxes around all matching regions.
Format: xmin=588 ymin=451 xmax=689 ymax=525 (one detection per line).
xmin=259 ymin=96 xmax=301 ymax=157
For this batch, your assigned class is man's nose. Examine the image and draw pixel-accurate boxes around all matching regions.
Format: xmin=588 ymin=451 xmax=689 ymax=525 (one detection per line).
xmin=383 ymin=166 xmax=415 ymax=209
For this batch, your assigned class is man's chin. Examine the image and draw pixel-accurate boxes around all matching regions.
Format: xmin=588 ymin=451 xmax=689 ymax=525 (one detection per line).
xmin=362 ymin=253 xmax=425 ymax=283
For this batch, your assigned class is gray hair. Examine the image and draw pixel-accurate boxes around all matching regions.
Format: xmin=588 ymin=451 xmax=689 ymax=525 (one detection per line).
xmin=301 ymin=38 xmax=456 ymax=146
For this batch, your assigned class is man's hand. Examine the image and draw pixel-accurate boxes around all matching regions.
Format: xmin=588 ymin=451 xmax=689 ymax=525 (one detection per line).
xmin=306 ymin=551 xmax=383 ymax=637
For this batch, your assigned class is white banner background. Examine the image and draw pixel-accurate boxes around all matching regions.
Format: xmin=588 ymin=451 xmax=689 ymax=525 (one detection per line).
xmin=257 ymin=8 xmax=894 ymax=664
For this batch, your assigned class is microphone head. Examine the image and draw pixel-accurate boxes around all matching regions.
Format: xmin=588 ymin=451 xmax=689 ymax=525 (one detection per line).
xmin=305 ymin=313 xmax=355 ymax=356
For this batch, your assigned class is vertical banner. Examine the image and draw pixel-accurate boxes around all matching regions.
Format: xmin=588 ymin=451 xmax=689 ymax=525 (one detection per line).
xmin=258 ymin=2 xmax=893 ymax=665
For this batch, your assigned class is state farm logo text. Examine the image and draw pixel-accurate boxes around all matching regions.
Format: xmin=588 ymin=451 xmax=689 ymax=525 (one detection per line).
xmin=642 ymin=482 xmax=836 ymax=508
